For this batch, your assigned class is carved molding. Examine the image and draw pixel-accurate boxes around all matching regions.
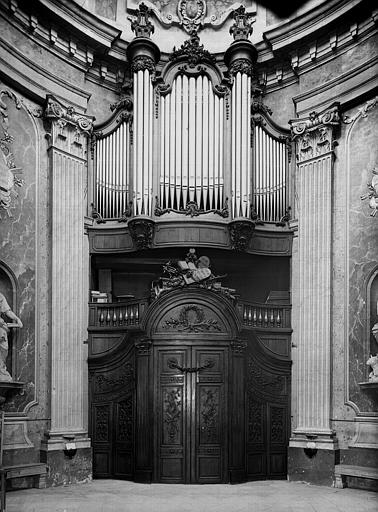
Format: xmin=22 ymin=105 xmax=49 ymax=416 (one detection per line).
xmin=155 ymin=197 xmax=229 ymax=218
xmin=128 ymin=218 xmax=155 ymax=249
xmin=44 ymin=95 xmax=94 ymax=135
xmin=0 ymin=88 xmax=24 ymax=219
xmin=94 ymin=363 xmax=134 ymax=394
xmin=290 ymin=103 xmax=340 ymax=162
xmin=343 ymin=96 xmax=377 ymax=125
xmin=229 ymin=219 xmax=256 ymax=251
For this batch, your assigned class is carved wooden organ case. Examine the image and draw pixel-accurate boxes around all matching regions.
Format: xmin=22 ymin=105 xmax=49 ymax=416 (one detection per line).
xmin=88 ymin=4 xmax=292 ymax=485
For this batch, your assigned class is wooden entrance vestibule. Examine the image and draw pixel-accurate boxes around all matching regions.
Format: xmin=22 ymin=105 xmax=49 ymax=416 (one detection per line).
xmin=89 ymin=286 xmax=291 ymax=484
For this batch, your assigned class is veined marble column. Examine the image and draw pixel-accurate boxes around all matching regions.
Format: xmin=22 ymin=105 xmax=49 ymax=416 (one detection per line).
xmin=288 ymin=104 xmax=340 ymax=485
xmin=41 ymin=96 xmax=93 ymax=484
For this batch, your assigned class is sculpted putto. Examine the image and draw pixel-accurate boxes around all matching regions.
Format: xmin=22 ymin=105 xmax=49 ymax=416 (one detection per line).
xmin=367 ymin=354 xmax=378 ymax=382
xmin=0 ymin=292 xmax=22 ymax=381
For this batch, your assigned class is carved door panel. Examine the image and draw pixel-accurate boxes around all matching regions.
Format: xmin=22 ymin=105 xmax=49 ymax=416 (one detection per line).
xmin=154 ymin=345 xmax=228 ymax=484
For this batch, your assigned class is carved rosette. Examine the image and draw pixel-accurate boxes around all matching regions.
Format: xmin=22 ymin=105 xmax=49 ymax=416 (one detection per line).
xmin=289 ymin=104 xmax=340 ymax=162
xmin=128 ymin=218 xmax=155 ymax=249
xmin=228 ymin=219 xmax=256 ymax=251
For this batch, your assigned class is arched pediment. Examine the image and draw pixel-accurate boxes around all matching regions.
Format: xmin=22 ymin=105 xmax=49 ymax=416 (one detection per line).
xmin=142 ymin=288 xmax=241 ymax=338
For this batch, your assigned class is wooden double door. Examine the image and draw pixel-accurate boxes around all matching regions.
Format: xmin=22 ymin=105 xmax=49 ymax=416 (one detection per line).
xmin=153 ymin=344 xmax=228 ymax=483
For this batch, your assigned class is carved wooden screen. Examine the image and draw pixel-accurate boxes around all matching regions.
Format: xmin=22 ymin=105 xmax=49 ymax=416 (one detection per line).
xmin=246 ymin=350 xmax=290 ymax=480
xmin=90 ymin=351 xmax=135 ymax=479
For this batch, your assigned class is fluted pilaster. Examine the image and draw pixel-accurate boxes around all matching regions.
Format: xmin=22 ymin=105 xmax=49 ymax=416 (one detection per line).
xmin=42 ymin=96 xmax=93 ymax=451
xmin=289 ymin=104 xmax=340 ymax=448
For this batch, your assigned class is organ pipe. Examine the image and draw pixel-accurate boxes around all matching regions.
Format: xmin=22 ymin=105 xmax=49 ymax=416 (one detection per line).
xmin=94 ymin=120 xmax=130 ymax=220
xmin=158 ymin=74 xmax=225 ymax=212
xmin=252 ymin=124 xmax=287 ymax=222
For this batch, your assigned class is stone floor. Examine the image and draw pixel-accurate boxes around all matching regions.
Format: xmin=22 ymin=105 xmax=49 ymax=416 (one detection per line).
xmin=4 ymin=480 xmax=378 ymax=512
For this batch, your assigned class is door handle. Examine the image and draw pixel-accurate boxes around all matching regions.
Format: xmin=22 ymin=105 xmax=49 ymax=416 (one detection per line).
xmin=167 ymin=358 xmax=215 ymax=373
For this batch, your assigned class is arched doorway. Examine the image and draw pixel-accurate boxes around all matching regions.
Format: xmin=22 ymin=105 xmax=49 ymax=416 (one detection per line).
xmin=142 ymin=288 xmax=242 ymax=484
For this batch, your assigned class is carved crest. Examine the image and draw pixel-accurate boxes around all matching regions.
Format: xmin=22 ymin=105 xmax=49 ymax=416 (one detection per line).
xmin=228 ymin=219 xmax=255 ymax=251
xmin=170 ymin=34 xmax=216 ymax=67
xmin=128 ymin=218 xmax=155 ymax=249
xmin=178 ymin=0 xmax=206 ymax=34
xmin=164 ymin=304 xmax=221 ymax=332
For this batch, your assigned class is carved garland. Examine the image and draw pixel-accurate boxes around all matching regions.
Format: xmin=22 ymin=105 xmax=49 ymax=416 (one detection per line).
xmin=164 ymin=305 xmax=221 ymax=333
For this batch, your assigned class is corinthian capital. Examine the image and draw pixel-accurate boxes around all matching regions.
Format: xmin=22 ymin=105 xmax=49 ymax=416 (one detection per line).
xmin=289 ymin=103 xmax=340 ymax=162
xmin=44 ymin=95 xmax=93 ymax=135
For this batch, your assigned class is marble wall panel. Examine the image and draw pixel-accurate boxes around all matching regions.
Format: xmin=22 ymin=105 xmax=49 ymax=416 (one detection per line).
xmin=0 ymin=92 xmax=39 ymax=412
xmin=346 ymin=103 xmax=378 ymax=412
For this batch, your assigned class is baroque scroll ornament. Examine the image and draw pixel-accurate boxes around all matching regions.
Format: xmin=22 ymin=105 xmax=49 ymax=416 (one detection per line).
xmin=361 ymin=167 xmax=378 ymax=217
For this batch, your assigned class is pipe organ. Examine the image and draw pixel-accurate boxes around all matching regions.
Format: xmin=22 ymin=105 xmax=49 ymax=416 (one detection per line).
xmin=92 ymin=7 xmax=290 ymax=224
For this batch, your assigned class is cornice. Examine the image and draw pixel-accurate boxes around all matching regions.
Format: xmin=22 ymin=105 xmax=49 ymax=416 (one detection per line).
xmin=0 ymin=36 xmax=91 ymax=109
xmin=23 ymin=0 xmax=121 ymax=50
xmin=262 ymin=0 xmax=364 ymax=53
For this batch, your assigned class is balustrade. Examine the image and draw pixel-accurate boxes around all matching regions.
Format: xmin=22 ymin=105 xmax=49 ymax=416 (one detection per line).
xmin=89 ymin=301 xmax=146 ymax=328
xmin=240 ymin=302 xmax=291 ymax=329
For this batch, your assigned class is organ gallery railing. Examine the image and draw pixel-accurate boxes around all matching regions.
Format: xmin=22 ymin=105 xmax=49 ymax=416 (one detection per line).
xmin=88 ymin=299 xmax=291 ymax=330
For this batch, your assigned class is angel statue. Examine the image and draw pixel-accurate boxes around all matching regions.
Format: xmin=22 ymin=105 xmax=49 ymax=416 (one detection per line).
xmin=0 ymin=292 xmax=22 ymax=381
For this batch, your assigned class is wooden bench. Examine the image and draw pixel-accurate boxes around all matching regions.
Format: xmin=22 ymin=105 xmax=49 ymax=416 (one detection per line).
xmin=0 ymin=412 xmax=47 ymax=511
xmin=334 ymin=464 xmax=378 ymax=488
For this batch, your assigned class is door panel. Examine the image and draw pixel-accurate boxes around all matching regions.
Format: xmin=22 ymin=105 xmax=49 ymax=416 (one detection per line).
xmin=155 ymin=345 xmax=228 ymax=483
xmin=155 ymin=348 xmax=188 ymax=483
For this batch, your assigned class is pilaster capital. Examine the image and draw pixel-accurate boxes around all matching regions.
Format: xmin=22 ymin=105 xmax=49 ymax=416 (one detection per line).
xmin=44 ymin=95 xmax=94 ymax=136
xmin=135 ymin=336 xmax=152 ymax=356
xmin=230 ymin=339 xmax=247 ymax=354
xmin=289 ymin=103 xmax=340 ymax=162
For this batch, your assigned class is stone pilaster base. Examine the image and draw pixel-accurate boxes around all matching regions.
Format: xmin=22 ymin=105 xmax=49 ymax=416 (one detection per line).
xmin=288 ymin=433 xmax=339 ymax=486
xmin=40 ymin=433 xmax=92 ymax=486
